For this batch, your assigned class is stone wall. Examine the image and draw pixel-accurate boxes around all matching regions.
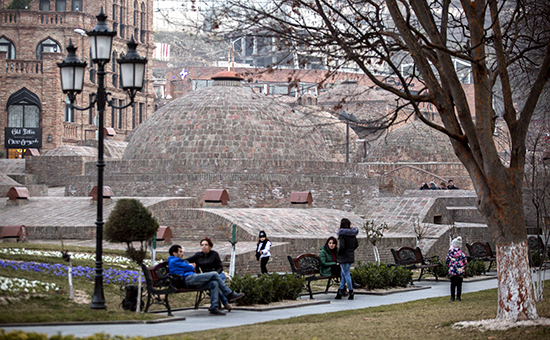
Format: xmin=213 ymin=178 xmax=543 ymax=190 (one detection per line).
xmin=26 ymin=155 xmax=95 ymax=186
xmin=63 ymin=158 xmax=380 ymax=210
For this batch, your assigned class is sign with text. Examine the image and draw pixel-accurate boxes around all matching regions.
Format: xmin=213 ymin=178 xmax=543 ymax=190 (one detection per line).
xmin=4 ymin=127 xmax=42 ymax=149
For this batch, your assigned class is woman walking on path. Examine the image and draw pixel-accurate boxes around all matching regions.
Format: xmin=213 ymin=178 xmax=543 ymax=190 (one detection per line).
xmin=336 ymin=218 xmax=359 ymax=300
xmin=446 ymin=236 xmax=468 ymax=301
xmin=256 ymin=230 xmax=271 ymax=274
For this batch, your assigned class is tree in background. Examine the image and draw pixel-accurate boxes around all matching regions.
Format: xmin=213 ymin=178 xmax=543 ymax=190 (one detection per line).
xmin=105 ymin=199 xmax=159 ymax=313
xmin=211 ymin=0 xmax=550 ymax=320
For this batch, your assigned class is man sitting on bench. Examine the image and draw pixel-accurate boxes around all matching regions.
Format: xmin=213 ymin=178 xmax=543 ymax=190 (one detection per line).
xmin=167 ymin=244 xmax=244 ymax=315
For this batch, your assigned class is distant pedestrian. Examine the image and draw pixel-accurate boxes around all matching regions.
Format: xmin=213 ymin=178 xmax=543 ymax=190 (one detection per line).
xmin=447 ymin=179 xmax=459 ymax=190
xmin=336 ymin=218 xmax=359 ymax=300
xmin=256 ymin=230 xmax=271 ymax=274
xmin=446 ymin=236 xmax=468 ymax=302
xmin=420 ymin=183 xmax=429 ymax=190
xmin=429 ymin=181 xmax=440 ymax=190
xmin=439 ymin=181 xmax=448 ymax=190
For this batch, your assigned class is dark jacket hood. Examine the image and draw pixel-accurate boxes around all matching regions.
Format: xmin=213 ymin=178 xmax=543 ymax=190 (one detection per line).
xmin=337 ymin=227 xmax=359 ymax=237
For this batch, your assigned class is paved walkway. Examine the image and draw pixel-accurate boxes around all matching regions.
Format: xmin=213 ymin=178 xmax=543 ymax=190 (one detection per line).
xmin=3 ymin=275 xmax=504 ymax=338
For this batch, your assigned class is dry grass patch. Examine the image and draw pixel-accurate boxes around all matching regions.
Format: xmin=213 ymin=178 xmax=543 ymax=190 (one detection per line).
xmin=161 ymin=283 xmax=550 ymax=340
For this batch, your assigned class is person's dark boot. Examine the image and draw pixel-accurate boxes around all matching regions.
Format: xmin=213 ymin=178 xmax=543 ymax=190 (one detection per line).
xmin=227 ymin=291 xmax=245 ymax=302
xmin=209 ymin=307 xmax=226 ymax=315
xmin=335 ymin=289 xmax=343 ymax=299
xmin=348 ymin=290 xmax=354 ymax=300
xmin=342 ymin=287 xmax=349 ymax=297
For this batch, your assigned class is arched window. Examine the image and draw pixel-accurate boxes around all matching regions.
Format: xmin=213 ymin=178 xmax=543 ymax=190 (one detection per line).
xmin=112 ymin=51 xmax=118 ymax=88
xmin=55 ymin=0 xmax=66 ymax=11
xmin=0 ymin=37 xmax=16 ymax=59
xmin=134 ymin=1 xmax=138 ymax=27
xmin=7 ymin=88 xmax=41 ymax=128
xmin=64 ymin=95 xmax=74 ymax=122
xmin=36 ymin=38 xmax=61 ymax=60
xmin=72 ymin=0 xmax=82 ymax=11
xmin=39 ymin=0 xmax=50 ymax=11
xmin=140 ymin=2 xmax=145 ymax=30
xmin=140 ymin=3 xmax=145 ymax=42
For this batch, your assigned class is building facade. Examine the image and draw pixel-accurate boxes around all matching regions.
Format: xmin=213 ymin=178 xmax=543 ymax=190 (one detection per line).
xmin=0 ymin=0 xmax=156 ymax=158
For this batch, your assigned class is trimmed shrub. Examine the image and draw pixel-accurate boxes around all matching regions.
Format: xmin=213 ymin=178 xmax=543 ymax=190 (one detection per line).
xmin=229 ymin=274 xmax=305 ymax=305
xmin=105 ymin=198 xmax=159 ymax=264
xmin=465 ymin=260 xmax=487 ymax=277
xmin=429 ymin=256 xmax=449 ymax=278
xmin=351 ymin=262 xmax=412 ymax=290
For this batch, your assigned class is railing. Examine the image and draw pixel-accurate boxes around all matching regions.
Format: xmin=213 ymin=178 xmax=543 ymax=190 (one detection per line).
xmin=40 ymin=13 xmax=64 ymax=24
xmin=0 ymin=10 xmax=91 ymax=28
xmin=1 ymin=11 xmax=17 ymax=24
xmin=5 ymin=60 xmax=43 ymax=74
xmin=63 ymin=122 xmax=80 ymax=139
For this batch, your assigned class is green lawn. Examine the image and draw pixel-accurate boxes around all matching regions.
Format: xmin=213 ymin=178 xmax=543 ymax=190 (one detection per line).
xmin=161 ymin=284 xmax=550 ymax=340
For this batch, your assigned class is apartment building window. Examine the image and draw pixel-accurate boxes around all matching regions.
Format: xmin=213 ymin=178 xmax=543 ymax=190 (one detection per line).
xmin=111 ymin=105 xmax=115 ymax=128
xmin=89 ymin=94 xmax=94 ymax=125
xmin=55 ymin=0 xmax=66 ymax=11
xmin=72 ymin=0 xmax=82 ymax=11
xmin=0 ymin=37 xmax=16 ymax=59
xmin=39 ymin=0 xmax=50 ymax=11
xmin=134 ymin=1 xmax=138 ymax=26
xmin=118 ymin=99 xmax=123 ymax=129
xmin=140 ymin=3 xmax=145 ymax=42
xmin=36 ymin=38 xmax=60 ymax=60
xmin=139 ymin=102 xmax=143 ymax=124
xmin=112 ymin=52 xmax=118 ymax=88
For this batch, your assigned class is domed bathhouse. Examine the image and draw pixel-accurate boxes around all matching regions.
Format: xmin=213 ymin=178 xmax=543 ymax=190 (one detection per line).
xmin=2 ymin=71 xmax=492 ymax=275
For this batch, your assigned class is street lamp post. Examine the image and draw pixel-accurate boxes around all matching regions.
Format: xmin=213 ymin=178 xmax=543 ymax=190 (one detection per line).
xmin=57 ymin=7 xmax=147 ymax=309
xmin=339 ymin=111 xmax=357 ymax=163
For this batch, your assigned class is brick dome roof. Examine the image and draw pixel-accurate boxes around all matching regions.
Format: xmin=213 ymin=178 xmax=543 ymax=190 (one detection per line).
xmin=365 ymin=120 xmax=459 ymax=163
xmin=123 ymin=79 xmax=333 ymax=161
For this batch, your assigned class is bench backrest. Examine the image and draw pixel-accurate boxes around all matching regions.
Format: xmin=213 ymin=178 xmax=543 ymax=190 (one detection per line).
xmin=142 ymin=261 xmax=171 ymax=289
xmin=528 ymin=236 xmax=545 ymax=253
xmin=466 ymin=242 xmax=494 ymax=259
xmin=391 ymin=247 xmax=424 ymax=266
xmin=288 ymin=254 xmax=320 ymax=275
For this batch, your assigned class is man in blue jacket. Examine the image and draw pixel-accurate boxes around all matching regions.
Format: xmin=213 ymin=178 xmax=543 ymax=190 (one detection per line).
xmin=167 ymin=244 xmax=244 ymax=315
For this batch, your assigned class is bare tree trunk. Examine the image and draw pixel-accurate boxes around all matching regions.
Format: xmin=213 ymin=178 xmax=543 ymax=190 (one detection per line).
xmin=496 ymin=241 xmax=537 ymax=320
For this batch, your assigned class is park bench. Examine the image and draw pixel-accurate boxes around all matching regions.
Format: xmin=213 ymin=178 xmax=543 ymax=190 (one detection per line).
xmin=465 ymin=242 xmax=496 ymax=272
xmin=391 ymin=246 xmax=442 ymax=282
xmin=287 ymin=253 xmax=340 ymax=299
xmin=528 ymin=236 xmax=549 ymax=265
xmin=141 ymin=261 xmax=208 ymax=316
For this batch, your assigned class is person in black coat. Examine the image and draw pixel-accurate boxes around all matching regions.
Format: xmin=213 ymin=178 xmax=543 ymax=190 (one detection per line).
xmin=336 ymin=218 xmax=359 ymax=300
xmin=185 ymin=237 xmax=231 ymax=311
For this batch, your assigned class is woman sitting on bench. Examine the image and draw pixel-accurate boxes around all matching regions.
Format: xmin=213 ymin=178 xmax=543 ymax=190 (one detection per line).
xmin=185 ymin=237 xmax=232 ymax=311
xmin=319 ymin=236 xmax=341 ymax=277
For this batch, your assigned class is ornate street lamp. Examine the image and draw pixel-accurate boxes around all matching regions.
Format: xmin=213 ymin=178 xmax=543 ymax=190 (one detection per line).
xmin=57 ymin=7 xmax=147 ymax=310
